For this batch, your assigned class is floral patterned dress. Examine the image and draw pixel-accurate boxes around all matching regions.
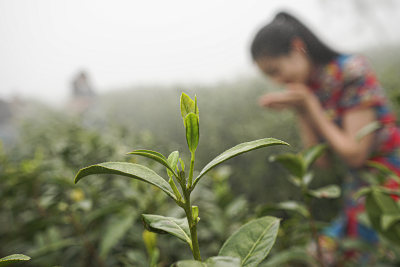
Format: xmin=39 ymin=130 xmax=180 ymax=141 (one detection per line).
xmin=308 ymin=54 xmax=400 ymax=242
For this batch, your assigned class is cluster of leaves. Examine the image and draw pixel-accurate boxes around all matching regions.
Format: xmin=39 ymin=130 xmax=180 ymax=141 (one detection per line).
xmin=0 ymin=113 xmax=183 ymax=266
xmin=256 ymin=145 xmax=340 ymax=266
xmin=356 ymin=162 xmax=400 ymax=246
xmin=74 ymin=93 xmax=288 ymax=266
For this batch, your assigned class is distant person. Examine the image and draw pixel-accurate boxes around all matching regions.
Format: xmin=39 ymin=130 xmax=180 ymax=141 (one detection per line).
xmin=70 ymin=70 xmax=96 ymax=114
xmin=251 ymin=11 xmax=400 ymax=264
xmin=72 ymin=70 xmax=95 ymax=98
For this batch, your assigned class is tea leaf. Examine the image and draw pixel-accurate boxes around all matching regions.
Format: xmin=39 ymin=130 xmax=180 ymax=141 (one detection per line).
xmin=372 ymin=188 xmax=399 ymax=214
xmin=172 ymin=256 xmax=241 ymax=267
xmin=276 ymin=201 xmax=310 ymax=218
xmin=303 ymin=172 xmax=314 ymax=186
xmin=219 ymin=216 xmax=280 ymax=267
xmin=180 ymin=93 xmax=199 ymax=120
xmin=269 ymin=153 xmax=304 ymax=178
xmin=356 ymin=121 xmax=381 ymax=141
xmin=260 ymin=247 xmax=317 ymax=267
xmin=74 ymin=162 xmax=176 ymax=200
xmin=302 ymin=144 xmax=327 ymax=169
xmin=185 ymin=113 xmax=200 ymax=153
xmin=366 ymin=161 xmax=400 ymax=184
xmin=194 ymin=138 xmax=288 ymax=187
xmin=167 ymin=151 xmax=180 ymax=178
xmin=142 ymin=214 xmax=192 ymax=248
xmin=381 ymin=214 xmax=400 ymax=231
xmin=128 ymin=149 xmax=166 ymax=160
xmin=308 ymin=185 xmax=340 ymax=199
xmin=0 ymin=254 xmax=31 ymax=266
xmin=128 ymin=149 xmax=177 ymax=177
xmin=353 ymin=187 xmax=372 ymax=200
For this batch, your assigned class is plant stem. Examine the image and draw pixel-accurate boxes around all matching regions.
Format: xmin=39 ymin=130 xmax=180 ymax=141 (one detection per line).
xmin=188 ymin=152 xmax=195 ymax=187
xmin=304 ymin=195 xmax=325 ymax=267
xmin=182 ymin=187 xmax=202 ymax=261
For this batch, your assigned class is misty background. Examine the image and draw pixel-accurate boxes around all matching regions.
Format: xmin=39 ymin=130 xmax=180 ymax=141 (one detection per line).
xmin=1 ymin=0 xmax=400 ymax=104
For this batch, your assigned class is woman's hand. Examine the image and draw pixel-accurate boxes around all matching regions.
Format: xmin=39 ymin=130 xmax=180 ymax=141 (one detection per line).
xmin=258 ymin=83 xmax=315 ymax=112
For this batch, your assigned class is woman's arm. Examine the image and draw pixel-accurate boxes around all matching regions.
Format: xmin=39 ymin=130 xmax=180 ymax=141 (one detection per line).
xmin=259 ymin=84 xmax=376 ymax=168
xmin=303 ymin=90 xmax=376 ymax=168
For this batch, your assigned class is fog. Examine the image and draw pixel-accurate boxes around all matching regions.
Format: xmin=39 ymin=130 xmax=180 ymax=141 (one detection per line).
xmin=1 ymin=0 xmax=399 ymax=105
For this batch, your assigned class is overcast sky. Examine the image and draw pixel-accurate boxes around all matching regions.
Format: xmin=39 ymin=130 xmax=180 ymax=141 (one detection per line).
xmin=1 ymin=0 xmax=399 ymax=104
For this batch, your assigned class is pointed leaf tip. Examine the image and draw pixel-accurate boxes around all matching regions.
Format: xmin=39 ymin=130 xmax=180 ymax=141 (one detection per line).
xmin=180 ymin=93 xmax=199 ymax=120
xmin=194 ymin=138 xmax=288 ymax=187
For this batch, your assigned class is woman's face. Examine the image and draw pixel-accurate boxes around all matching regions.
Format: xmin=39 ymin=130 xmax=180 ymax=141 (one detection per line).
xmin=255 ymin=49 xmax=313 ymax=85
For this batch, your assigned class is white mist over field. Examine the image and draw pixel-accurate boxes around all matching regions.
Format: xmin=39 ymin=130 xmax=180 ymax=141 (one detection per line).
xmin=1 ymin=0 xmax=399 ymax=105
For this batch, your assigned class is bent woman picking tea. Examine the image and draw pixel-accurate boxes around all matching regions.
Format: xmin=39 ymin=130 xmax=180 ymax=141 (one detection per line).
xmin=251 ymin=11 xmax=400 ymax=265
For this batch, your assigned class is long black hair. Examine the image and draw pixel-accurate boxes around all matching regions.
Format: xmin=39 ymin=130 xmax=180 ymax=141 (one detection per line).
xmin=251 ymin=11 xmax=340 ymax=64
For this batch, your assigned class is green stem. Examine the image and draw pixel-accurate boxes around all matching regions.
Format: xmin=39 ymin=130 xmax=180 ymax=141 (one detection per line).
xmin=304 ymin=194 xmax=325 ymax=267
xmin=182 ymin=187 xmax=201 ymax=261
xmin=188 ymin=151 xmax=195 ymax=187
xmin=169 ymin=178 xmax=182 ymax=201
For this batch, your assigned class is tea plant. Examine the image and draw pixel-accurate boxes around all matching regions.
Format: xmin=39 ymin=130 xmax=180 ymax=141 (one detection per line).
xmin=0 ymin=254 xmax=30 ymax=266
xmin=355 ymin=161 xmax=400 ymax=246
xmin=74 ymin=93 xmax=288 ymax=266
xmin=264 ymin=144 xmax=341 ymax=267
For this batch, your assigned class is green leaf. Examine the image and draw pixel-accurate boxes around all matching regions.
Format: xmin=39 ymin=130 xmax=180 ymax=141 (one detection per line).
xmin=365 ymin=190 xmax=400 ymax=245
xmin=179 ymin=158 xmax=185 ymax=172
xmin=356 ymin=121 xmax=381 ymax=141
xmin=372 ymin=188 xmax=399 ymax=214
xmin=366 ymin=161 xmax=400 ymax=184
xmin=259 ymin=247 xmax=317 ymax=267
xmin=128 ymin=149 xmax=177 ymax=176
xmin=100 ymin=212 xmax=136 ymax=258
xmin=185 ymin=113 xmax=200 ymax=153
xmin=181 ymin=93 xmax=199 ymax=120
xmin=287 ymin=176 xmax=302 ymax=187
xmin=128 ymin=149 xmax=167 ymax=160
xmin=172 ymin=256 xmax=241 ymax=267
xmin=302 ymin=144 xmax=327 ymax=169
xmin=74 ymin=162 xmax=176 ymax=200
xmin=142 ymin=214 xmax=192 ymax=248
xmin=194 ymin=138 xmax=288 ymax=187
xmin=0 ymin=254 xmax=31 ymax=266
xmin=167 ymin=151 xmax=180 ymax=178
xmin=270 ymin=153 xmax=304 ymax=178
xmin=381 ymin=214 xmax=400 ymax=231
xmin=276 ymin=201 xmax=310 ymax=218
xmin=303 ymin=172 xmax=314 ymax=186
xmin=172 ymin=260 xmax=204 ymax=267
xmin=219 ymin=216 xmax=280 ymax=267
xmin=308 ymin=185 xmax=341 ymax=199
xmin=353 ymin=187 xmax=372 ymax=200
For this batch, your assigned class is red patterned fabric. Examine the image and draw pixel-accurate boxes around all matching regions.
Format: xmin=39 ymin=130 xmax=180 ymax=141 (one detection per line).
xmin=309 ymin=54 xmax=400 ymax=240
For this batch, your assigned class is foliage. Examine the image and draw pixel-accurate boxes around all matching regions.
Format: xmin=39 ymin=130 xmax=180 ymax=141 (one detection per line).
xmin=356 ymin=162 xmax=400 ymax=245
xmin=74 ymin=93 xmax=287 ymax=265
xmin=1 ymin=53 xmax=400 ymax=266
xmin=262 ymin=144 xmax=340 ymax=266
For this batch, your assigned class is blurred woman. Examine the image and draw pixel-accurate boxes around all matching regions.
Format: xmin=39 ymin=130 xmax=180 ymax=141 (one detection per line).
xmin=251 ymin=11 xmax=400 ymax=265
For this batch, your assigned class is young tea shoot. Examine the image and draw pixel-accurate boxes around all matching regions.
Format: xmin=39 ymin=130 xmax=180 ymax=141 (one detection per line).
xmin=74 ymin=92 xmax=288 ymax=265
